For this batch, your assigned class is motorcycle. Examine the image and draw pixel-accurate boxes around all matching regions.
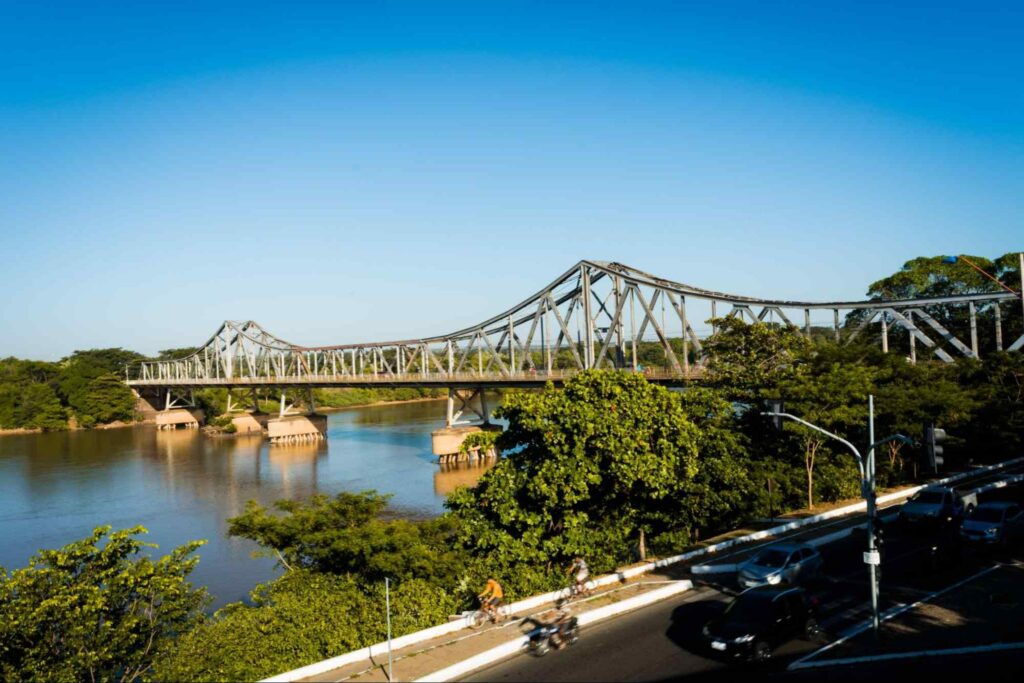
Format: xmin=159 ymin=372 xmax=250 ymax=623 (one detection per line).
xmin=526 ymin=615 xmax=579 ymax=656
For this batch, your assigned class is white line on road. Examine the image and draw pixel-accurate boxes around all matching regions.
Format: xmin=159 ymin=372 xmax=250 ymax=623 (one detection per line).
xmin=788 ymin=563 xmax=1003 ymax=670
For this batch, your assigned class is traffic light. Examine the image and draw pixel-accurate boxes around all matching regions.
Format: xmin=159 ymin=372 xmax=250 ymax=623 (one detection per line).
xmin=924 ymin=423 xmax=947 ymax=473
xmin=765 ymin=399 xmax=785 ymax=431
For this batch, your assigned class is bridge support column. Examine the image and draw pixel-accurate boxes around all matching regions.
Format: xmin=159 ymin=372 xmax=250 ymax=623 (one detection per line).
xmin=432 ymin=424 xmax=501 ymax=465
xmin=267 ymin=389 xmax=326 ymax=444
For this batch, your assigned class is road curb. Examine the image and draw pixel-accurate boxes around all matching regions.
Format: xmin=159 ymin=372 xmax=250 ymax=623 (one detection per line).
xmin=413 ymin=581 xmax=694 ymax=682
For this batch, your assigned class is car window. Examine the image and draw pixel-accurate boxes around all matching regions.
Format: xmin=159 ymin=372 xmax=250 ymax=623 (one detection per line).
xmin=910 ymin=491 xmax=943 ymax=504
xmin=800 ymin=548 xmax=814 ymax=560
xmin=752 ymin=549 xmax=790 ymax=568
xmin=970 ymin=507 xmax=1004 ymax=523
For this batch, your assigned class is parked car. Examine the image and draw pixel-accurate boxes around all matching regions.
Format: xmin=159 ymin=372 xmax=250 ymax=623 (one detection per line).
xmin=737 ymin=542 xmax=823 ymax=589
xmin=701 ymin=586 xmax=821 ymax=662
xmin=898 ymin=486 xmax=975 ymax=526
xmin=959 ymin=502 xmax=1024 ymax=547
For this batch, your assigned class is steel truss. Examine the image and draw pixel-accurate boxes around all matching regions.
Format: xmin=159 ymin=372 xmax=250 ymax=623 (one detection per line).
xmin=127 ymin=261 xmax=1022 ymax=388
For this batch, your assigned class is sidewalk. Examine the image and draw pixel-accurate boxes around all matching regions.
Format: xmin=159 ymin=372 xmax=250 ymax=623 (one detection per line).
xmin=301 ymin=579 xmax=690 ymax=682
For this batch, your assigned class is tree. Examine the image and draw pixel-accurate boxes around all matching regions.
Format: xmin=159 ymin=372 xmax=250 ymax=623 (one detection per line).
xmin=150 ymin=570 xmax=459 ymax=683
xmin=702 ymin=317 xmax=812 ymax=403
xmin=0 ymin=526 xmax=208 ymax=683
xmin=447 ymin=371 xmax=704 ymax=586
xmin=872 ymin=356 xmax=978 ymax=481
xmin=227 ymin=491 xmax=467 ymax=586
xmin=14 ymin=383 xmax=67 ymax=430
xmin=775 ymin=362 xmax=877 ymax=509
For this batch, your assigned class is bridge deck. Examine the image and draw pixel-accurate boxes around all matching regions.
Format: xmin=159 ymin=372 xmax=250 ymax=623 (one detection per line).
xmin=127 ymin=369 xmax=702 ymax=390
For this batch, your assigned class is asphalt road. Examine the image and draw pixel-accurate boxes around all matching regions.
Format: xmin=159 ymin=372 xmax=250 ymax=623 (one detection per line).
xmin=466 ymin=475 xmax=1024 ymax=682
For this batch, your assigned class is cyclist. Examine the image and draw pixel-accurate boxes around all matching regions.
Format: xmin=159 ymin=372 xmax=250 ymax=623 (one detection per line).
xmin=477 ymin=577 xmax=505 ymax=622
xmin=569 ymin=556 xmax=590 ymax=597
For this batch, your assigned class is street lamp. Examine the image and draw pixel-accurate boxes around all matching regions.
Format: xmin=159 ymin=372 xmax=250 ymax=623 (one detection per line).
xmin=762 ymin=395 xmax=914 ymax=634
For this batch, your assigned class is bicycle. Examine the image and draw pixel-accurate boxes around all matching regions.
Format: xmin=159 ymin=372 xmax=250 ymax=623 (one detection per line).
xmin=467 ymin=596 xmax=507 ymax=628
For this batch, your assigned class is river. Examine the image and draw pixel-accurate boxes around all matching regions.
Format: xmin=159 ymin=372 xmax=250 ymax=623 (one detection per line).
xmin=0 ymin=400 xmax=495 ymax=608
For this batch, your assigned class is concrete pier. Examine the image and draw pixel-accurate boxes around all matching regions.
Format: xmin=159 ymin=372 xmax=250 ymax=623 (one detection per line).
xmin=155 ymin=408 xmax=204 ymax=431
xmin=231 ymin=413 xmax=268 ymax=434
xmin=432 ymin=423 xmax=501 ymax=465
xmin=267 ymin=414 xmax=328 ymax=444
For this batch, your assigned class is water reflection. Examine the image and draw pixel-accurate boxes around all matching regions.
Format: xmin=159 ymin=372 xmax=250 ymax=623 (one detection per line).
xmin=433 ymin=462 xmax=496 ymax=497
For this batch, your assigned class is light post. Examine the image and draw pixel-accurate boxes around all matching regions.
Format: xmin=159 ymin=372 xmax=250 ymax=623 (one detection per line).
xmin=762 ymin=396 xmax=914 ymax=634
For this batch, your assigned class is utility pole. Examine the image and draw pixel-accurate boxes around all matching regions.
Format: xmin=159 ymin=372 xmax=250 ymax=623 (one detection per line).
xmin=762 ymin=399 xmax=911 ymax=636
xmin=865 ymin=396 xmax=880 ymax=634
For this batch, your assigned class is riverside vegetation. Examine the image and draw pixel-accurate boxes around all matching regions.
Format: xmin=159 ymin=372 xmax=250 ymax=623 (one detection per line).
xmin=1 ymin=253 xmax=1023 ymax=681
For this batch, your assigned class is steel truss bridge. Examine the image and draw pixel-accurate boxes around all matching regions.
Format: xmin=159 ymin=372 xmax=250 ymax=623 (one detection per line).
xmin=127 ymin=260 xmax=1022 ymax=394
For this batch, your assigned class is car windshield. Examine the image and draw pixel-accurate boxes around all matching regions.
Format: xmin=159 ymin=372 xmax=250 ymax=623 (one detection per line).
xmin=723 ymin=596 xmax=775 ymax=622
xmin=751 ymin=549 xmax=790 ymax=568
xmin=910 ymin=491 xmax=944 ymax=504
xmin=969 ymin=507 xmax=1004 ymax=522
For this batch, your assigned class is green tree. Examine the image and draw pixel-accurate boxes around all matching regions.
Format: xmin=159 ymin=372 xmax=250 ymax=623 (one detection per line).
xmin=775 ymin=362 xmax=877 ymax=509
xmin=15 ymin=383 xmax=67 ymax=430
xmin=0 ymin=526 xmax=208 ymax=683
xmin=447 ymin=371 xmax=704 ymax=585
xmin=703 ymin=317 xmax=812 ymax=403
xmin=227 ymin=491 xmax=467 ymax=586
xmin=150 ymin=570 xmax=459 ymax=683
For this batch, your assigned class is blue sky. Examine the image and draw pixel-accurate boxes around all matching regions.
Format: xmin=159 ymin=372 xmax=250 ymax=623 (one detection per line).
xmin=2 ymin=1 xmax=1021 ymax=359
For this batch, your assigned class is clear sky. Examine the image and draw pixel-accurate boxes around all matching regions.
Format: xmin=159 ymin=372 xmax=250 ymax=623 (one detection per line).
xmin=2 ymin=1 xmax=1021 ymax=360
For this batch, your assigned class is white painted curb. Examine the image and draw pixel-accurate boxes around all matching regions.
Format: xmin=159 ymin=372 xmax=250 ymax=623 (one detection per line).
xmin=263 ymin=457 xmax=1023 ymax=682
xmin=414 ymin=581 xmax=694 ymax=682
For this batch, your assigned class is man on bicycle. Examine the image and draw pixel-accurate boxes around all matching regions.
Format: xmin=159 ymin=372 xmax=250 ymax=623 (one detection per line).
xmin=550 ymin=598 xmax=575 ymax=649
xmin=478 ymin=577 xmax=504 ymax=621
xmin=569 ymin=556 xmax=589 ymax=596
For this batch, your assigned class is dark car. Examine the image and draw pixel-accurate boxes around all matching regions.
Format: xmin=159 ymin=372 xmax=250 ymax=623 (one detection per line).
xmin=701 ymin=586 xmax=821 ymax=662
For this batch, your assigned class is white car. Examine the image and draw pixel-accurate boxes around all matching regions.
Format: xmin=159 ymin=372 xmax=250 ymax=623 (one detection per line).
xmin=737 ymin=542 xmax=823 ymax=589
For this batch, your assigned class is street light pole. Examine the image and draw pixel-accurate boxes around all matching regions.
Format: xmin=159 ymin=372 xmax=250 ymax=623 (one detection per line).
xmin=866 ymin=395 xmax=880 ymax=633
xmin=761 ymin=400 xmax=913 ymax=635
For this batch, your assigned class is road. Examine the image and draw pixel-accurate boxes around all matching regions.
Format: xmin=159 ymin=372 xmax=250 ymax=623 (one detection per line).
xmin=466 ymin=465 xmax=1024 ymax=682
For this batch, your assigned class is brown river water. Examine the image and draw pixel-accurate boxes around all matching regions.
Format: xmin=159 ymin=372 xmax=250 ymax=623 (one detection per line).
xmin=0 ymin=400 xmax=495 ymax=607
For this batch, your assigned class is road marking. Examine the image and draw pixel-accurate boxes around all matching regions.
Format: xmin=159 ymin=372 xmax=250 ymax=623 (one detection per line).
xmin=788 ymin=563 xmax=1002 ymax=670
xmin=786 ymin=641 xmax=1024 ymax=669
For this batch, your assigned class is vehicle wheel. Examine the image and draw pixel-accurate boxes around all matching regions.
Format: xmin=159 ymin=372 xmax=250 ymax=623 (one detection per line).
xmin=804 ymin=618 xmax=823 ymax=640
xmin=752 ymin=641 xmax=772 ymax=662
xmin=532 ymin=638 xmax=550 ymax=657
xmin=467 ymin=611 xmax=483 ymax=629
xmin=566 ymin=625 xmax=580 ymax=646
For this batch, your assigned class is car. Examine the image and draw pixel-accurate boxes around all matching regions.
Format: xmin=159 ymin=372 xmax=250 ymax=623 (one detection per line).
xmin=736 ymin=542 xmax=823 ymax=589
xmin=898 ymin=486 xmax=974 ymax=525
xmin=701 ymin=586 xmax=821 ymax=662
xmin=959 ymin=502 xmax=1024 ymax=547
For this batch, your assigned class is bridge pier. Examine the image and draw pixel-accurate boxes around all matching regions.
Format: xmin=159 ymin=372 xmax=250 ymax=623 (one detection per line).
xmin=266 ymin=389 xmax=327 ymax=444
xmin=156 ymin=408 xmax=204 ymax=430
xmin=432 ymin=423 xmax=501 ymax=465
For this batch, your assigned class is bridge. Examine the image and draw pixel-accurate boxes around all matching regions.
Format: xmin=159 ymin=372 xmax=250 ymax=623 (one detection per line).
xmin=126 ymin=260 xmax=1021 ymax=448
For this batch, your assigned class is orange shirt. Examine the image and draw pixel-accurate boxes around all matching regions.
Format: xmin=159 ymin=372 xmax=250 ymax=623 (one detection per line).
xmin=482 ymin=579 xmax=504 ymax=599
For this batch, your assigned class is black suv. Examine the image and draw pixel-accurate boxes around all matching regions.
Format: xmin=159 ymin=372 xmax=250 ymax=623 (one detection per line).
xmin=701 ymin=586 xmax=821 ymax=662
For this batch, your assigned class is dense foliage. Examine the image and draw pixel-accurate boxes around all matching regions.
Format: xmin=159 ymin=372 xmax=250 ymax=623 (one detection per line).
xmin=0 ymin=349 xmax=141 ymax=431
xmin=0 ymin=527 xmax=208 ymax=683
